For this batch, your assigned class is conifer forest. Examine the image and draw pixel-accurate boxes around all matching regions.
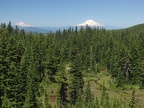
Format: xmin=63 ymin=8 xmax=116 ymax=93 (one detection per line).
xmin=0 ymin=22 xmax=144 ymax=108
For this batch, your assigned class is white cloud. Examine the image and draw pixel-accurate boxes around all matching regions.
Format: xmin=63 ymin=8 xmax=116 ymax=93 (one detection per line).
xmin=15 ymin=22 xmax=33 ymax=27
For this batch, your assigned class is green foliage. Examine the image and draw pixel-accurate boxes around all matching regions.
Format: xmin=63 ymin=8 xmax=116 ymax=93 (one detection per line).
xmin=70 ymin=52 xmax=84 ymax=105
xmin=117 ymin=23 xmax=144 ymax=35
xmin=36 ymin=77 xmax=52 ymax=108
xmin=95 ymin=97 xmax=100 ymax=108
xmin=85 ymin=81 xmax=93 ymax=106
xmin=129 ymin=90 xmax=136 ymax=108
xmin=0 ymin=22 xmax=143 ymax=107
xmin=100 ymin=85 xmax=110 ymax=108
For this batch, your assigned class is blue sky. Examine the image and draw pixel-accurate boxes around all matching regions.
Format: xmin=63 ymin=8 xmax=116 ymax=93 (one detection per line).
xmin=1 ymin=0 xmax=144 ymax=27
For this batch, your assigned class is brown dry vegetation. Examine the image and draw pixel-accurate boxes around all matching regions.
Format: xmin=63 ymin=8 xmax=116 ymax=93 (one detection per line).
xmin=47 ymin=71 xmax=144 ymax=107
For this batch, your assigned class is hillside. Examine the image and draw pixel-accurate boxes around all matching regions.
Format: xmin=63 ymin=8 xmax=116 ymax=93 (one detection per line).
xmin=115 ymin=23 xmax=144 ymax=34
xmin=126 ymin=23 xmax=144 ymax=34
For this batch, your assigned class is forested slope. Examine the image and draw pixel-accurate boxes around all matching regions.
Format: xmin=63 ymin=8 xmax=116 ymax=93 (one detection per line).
xmin=115 ymin=23 xmax=144 ymax=34
xmin=127 ymin=23 xmax=144 ymax=33
xmin=0 ymin=22 xmax=144 ymax=107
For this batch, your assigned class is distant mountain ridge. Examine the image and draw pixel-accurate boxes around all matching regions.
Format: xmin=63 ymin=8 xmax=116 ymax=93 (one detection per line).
xmin=14 ymin=19 xmax=122 ymax=33
xmin=15 ymin=25 xmax=121 ymax=33
xmin=14 ymin=20 xmax=144 ymax=33
xmin=115 ymin=23 xmax=144 ymax=34
xmin=125 ymin=23 xmax=144 ymax=33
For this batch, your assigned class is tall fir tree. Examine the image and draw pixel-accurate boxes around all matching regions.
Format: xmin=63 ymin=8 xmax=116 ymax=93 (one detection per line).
xmin=70 ymin=47 xmax=84 ymax=105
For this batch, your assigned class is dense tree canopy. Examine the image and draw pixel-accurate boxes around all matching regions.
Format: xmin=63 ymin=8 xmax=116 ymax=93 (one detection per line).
xmin=0 ymin=22 xmax=144 ymax=107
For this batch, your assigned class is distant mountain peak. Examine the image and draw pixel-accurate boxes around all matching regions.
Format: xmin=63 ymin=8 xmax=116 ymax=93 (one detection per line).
xmin=77 ymin=19 xmax=103 ymax=26
xmin=15 ymin=22 xmax=33 ymax=27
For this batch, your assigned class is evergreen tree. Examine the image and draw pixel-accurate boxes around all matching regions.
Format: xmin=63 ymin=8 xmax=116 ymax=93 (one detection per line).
xmin=21 ymin=43 xmax=39 ymax=107
xmin=55 ymin=62 xmax=73 ymax=107
xmin=7 ymin=21 xmax=13 ymax=36
xmin=70 ymin=47 xmax=84 ymax=105
xmin=37 ymin=74 xmax=51 ymax=108
xmin=85 ymin=81 xmax=93 ymax=107
xmin=100 ymin=85 xmax=110 ymax=108
xmin=0 ymin=28 xmax=23 ymax=107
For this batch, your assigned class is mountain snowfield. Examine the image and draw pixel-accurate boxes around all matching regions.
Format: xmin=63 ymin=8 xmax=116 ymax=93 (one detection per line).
xmin=77 ymin=19 xmax=103 ymax=26
xmin=14 ymin=20 xmax=121 ymax=33
xmin=15 ymin=22 xmax=33 ymax=27
xmin=15 ymin=20 xmax=103 ymax=27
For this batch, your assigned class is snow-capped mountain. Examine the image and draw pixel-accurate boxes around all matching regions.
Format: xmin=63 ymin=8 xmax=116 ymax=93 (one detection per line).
xmin=15 ymin=22 xmax=33 ymax=27
xmin=13 ymin=20 xmax=121 ymax=33
xmin=77 ymin=19 xmax=103 ymax=26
